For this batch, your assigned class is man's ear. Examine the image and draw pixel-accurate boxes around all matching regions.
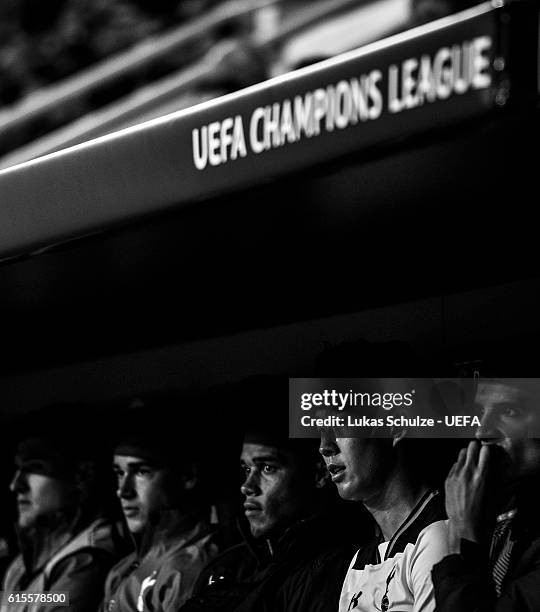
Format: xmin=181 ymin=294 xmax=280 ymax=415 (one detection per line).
xmin=314 ymin=458 xmax=329 ymax=489
xmin=390 ymin=410 xmax=408 ymax=447
xmin=181 ymin=463 xmax=198 ymax=491
xmin=75 ymin=460 xmax=97 ymax=489
xmin=74 ymin=460 xmax=98 ymax=503
xmin=392 ymin=427 xmax=407 ymax=447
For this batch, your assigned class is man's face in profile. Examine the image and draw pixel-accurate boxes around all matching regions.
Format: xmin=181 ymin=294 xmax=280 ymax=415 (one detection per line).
xmin=10 ymin=457 xmax=76 ymax=529
xmin=113 ymin=455 xmax=178 ymax=534
xmin=240 ymin=443 xmax=310 ymax=539
xmin=319 ymin=431 xmax=393 ymax=502
xmin=475 ymin=381 xmax=540 ymax=483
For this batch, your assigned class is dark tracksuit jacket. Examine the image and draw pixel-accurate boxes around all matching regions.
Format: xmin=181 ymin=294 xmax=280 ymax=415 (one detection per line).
xmin=179 ymin=509 xmax=368 ymax=612
xmin=432 ymin=487 xmax=540 ymax=612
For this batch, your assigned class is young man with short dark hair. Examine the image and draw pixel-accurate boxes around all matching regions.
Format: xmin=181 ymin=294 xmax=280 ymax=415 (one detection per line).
xmin=320 ymin=430 xmax=450 ymax=612
xmin=102 ymin=404 xmax=217 ymax=612
xmin=2 ymin=416 xmax=124 ymax=612
xmin=180 ymin=377 xmax=366 ymax=612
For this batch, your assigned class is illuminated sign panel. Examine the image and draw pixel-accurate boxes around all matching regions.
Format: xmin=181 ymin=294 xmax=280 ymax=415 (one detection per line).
xmin=0 ymin=3 xmax=527 ymax=259
xmin=192 ymin=34 xmax=494 ymax=170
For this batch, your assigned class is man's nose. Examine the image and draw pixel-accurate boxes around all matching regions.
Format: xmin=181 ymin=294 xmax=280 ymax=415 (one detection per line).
xmin=319 ymin=429 xmax=339 ymax=458
xmin=240 ymin=470 xmax=260 ymax=497
xmin=475 ymin=407 xmax=502 ymax=441
xmin=117 ymin=474 xmax=136 ymax=499
xmin=10 ymin=470 xmax=27 ymax=493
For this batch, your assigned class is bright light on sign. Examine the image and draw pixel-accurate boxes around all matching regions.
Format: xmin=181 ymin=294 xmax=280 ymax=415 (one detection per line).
xmin=192 ymin=34 xmax=493 ymax=171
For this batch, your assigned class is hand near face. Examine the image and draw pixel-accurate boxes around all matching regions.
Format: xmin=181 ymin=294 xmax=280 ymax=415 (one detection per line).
xmin=445 ymin=440 xmax=490 ymax=553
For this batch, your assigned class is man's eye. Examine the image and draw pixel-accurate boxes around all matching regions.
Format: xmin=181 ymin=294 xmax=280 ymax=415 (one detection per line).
xmin=262 ymin=464 xmax=276 ymax=474
xmin=473 ymin=403 xmax=485 ymax=417
xmin=241 ymin=465 xmax=250 ymax=475
xmin=135 ymin=468 xmax=152 ymax=477
xmin=502 ymin=406 xmax=519 ymax=418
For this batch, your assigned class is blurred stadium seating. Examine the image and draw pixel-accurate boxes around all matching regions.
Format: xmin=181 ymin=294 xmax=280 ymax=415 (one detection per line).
xmin=0 ymin=0 xmax=480 ymax=169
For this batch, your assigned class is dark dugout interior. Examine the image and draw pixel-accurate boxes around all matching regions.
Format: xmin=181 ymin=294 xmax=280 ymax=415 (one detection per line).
xmin=1 ymin=60 xmax=540 ymax=570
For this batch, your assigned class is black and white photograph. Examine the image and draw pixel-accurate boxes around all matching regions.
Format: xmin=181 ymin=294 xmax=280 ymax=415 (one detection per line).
xmin=1 ymin=0 xmax=540 ymax=610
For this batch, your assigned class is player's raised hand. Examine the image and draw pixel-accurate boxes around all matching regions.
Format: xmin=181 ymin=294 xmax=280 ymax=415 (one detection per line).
xmin=445 ymin=440 xmax=490 ymax=552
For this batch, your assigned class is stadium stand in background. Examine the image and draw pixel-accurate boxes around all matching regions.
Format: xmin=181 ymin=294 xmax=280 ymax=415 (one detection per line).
xmin=0 ymin=0 xmax=479 ymax=169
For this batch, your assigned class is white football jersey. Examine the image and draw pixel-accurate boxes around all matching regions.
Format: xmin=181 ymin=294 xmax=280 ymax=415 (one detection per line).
xmin=340 ymin=491 xmax=449 ymax=612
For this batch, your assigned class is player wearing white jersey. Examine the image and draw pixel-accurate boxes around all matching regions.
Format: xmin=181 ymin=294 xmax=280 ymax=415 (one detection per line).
xmin=319 ymin=433 xmax=450 ymax=612
xmin=340 ymin=490 xmax=447 ymax=612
